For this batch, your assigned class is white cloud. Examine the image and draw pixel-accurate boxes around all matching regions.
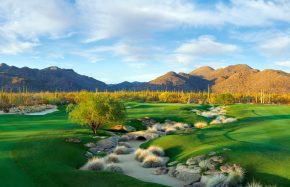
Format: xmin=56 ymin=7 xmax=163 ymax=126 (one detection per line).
xmin=258 ymin=36 xmax=290 ymax=57
xmin=172 ymin=36 xmax=239 ymax=64
xmin=75 ymin=0 xmax=290 ymax=42
xmin=275 ymin=60 xmax=290 ymax=69
xmin=0 ymin=0 xmax=74 ymax=54
xmin=85 ymin=41 xmax=163 ymax=64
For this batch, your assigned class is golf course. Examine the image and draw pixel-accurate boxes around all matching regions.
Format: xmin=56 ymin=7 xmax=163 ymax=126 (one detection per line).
xmin=0 ymin=103 xmax=289 ymax=186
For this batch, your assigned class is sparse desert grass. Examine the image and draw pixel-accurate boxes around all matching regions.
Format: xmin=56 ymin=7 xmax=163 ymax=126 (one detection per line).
xmin=81 ymin=157 xmax=104 ymax=171
xmin=114 ymin=146 xmax=132 ymax=155
xmin=106 ymin=154 xmax=119 ymax=163
xmin=141 ymin=155 xmax=165 ymax=168
xmin=204 ymin=174 xmax=227 ymax=187
xmin=135 ymin=149 xmax=152 ymax=162
xmin=105 ymin=163 xmax=124 ymax=173
xmin=194 ymin=121 xmax=208 ymax=128
xmin=147 ymin=146 xmax=165 ymax=157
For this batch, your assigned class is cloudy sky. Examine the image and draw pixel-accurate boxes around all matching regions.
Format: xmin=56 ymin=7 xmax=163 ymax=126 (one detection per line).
xmin=0 ymin=0 xmax=290 ymax=83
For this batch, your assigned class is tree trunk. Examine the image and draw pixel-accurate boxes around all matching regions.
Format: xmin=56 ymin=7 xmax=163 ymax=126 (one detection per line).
xmin=91 ymin=123 xmax=97 ymax=134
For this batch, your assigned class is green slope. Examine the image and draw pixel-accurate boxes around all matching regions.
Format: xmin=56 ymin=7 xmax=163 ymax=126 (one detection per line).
xmin=0 ymin=106 xmax=163 ymax=187
xmin=141 ymin=104 xmax=290 ymax=186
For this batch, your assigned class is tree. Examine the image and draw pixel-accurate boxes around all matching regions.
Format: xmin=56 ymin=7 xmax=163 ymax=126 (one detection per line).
xmin=67 ymin=92 xmax=126 ymax=134
xmin=215 ymin=93 xmax=235 ymax=105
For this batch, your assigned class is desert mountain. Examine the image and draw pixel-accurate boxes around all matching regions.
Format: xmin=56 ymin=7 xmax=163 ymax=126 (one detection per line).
xmin=0 ymin=63 xmax=107 ymax=91
xmin=0 ymin=63 xmax=289 ymax=93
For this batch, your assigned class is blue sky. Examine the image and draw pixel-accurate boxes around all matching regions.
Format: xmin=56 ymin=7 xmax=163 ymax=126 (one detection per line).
xmin=0 ymin=0 xmax=290 ymax=83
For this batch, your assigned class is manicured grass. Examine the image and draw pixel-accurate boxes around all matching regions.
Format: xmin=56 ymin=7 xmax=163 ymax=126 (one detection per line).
xmin=0 ymin=106 xmax=163 ymax=187
xmin=1 ymin=103 xmax=289 ymax=186
xmin=141 ymin=104 xmax=290 ymax=187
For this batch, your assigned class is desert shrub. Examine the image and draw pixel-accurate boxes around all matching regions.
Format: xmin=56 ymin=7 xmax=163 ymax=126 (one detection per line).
xmin=173 ymin=122 xmax=188 ymax=129
xmin=141 ymin=155 xmax=165 ymax=168
xmin=194 ymin=121 xmax=208 ymax=128
xmin=81 ymin=157 xmax=104 ymax=171
xmin=199 ymin=159 xmax=210 ymax=172
xmin=114 ymin=146 xmax=132 ymax=155
xmin=106 ymin=154 xmax=119 ymax=163
xmin=147 ymin=146 xmax=165 ymax=157
xmin=163 ymin=125 xmax=176 ymax=133
xmin=223 ymin=164 xmax=245 ymax=186
xmin=246 ymin=180 xmax=263 ymax=187
xmin=105 ymin=163 xmax=124 ymax=173
xmin=205 ymin=174 xmax=227 ymax=187
xmin=135 ymin=149 xmax=152 ymax=162
xmin=215 ymin=93 xmax=235 ymax=104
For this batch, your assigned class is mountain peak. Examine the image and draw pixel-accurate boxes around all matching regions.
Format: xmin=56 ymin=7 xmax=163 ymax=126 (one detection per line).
xmin=225 ymin=64 xmax=253 ymax=71
xmin=190 ymin=66 xmax=214 ymax=76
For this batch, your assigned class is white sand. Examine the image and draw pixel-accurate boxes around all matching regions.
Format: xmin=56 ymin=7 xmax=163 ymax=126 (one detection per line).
xmin=107 ymin=140 xmax=184 ymax=187
xmin=0 ymin=107 xmax=58 ymax=115
xmin=25 ymin=107 xmax=58 ymax=115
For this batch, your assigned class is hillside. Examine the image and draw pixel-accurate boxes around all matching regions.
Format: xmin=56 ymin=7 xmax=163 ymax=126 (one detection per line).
xmin=0 ymin=63 xmax=289 ymax=93
xmin=0 ymin=63 xmax=107 ymax=91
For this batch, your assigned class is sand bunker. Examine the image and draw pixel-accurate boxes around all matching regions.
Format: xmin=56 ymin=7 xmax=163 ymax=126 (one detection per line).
xmin=102 ymin=140 xmax=184 ymax=187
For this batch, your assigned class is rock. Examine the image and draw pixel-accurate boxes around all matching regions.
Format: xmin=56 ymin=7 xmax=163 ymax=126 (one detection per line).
xmin=65 ymin=138 xmax=81 ymax=143
xmin=123 ymin=125 xmax=136 ymax=132
xmin=187 ymin=155 xmax=206 ymax=165
xmin=153 ymin=167 xmax=169 ymax=175
xmin=85 ymin=151 xmax=94 ymax=159
xmin=84 ymin=142 xmax=96 ymax=148
xmin=168 ymin=167 xmax=178 ymax=177
xmin=176 ymin=171 xmax=201 ymax=183
xmin=90 ymin=136 xmax=118 ymax=153
xmin=208 ymin=151 xmax=217 ymax=156
xmin=191 ymin=182 xmax=205 ymax=187
xmin=210 ymin=156 xmax=225 ymax=164
xmin=139 ymin=117 xmax=157 ymax=127
xmin=186 ymin=157 xmax=198 ymax=165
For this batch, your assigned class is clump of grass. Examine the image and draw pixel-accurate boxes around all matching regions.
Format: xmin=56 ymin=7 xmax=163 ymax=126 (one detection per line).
xmin=205 ymin=174 xmax=227 ymax=187
xmin=163 ymin=125 xmax=176 ymax=134
xmin=106 ymin=153 xmax=119 ymax=163
xmin=81 ymin=157 xmax=104 ymax=171
xmin=194 ymin=121 xmax=207 ymax=128
xmin=222 ymin=164 xmax=245 ymax=186
xmin=147 ymin=145 xmax=165 ymax=157
xmin=105 ymin=163 xmax=124 ymax=173
xmin=246 ymin=180 xmax=263 ymax=187
xmin=141 ymin=154 xmax=165 ymax=168
xmin=114 ymin=146 xmax=132 ymax=155
xmin=173 ymin=122 xmax=188 ymax=129
xmin=134 ymin=148 xmax=152 ymax=162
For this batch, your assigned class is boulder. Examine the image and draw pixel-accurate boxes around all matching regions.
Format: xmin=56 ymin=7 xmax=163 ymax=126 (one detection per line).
xmin=176 ymin=171 xmax=201 ymax=183
xmin=123 ymin=125 xmax=136 ymax=132
xmin=187 ymin=155 xmax=206 ymax=165
xmin=84 ymin=142 xmax=96 ymax=148
xmin=90 ymin=136 xmax=118 ymax=153
xmin=210 ymin=156 xmax=225 ymax=164
xmin=153 ymin=167 xmax=169 ymax=175
xmin=85 ymin=151 xmax=94 ymax=159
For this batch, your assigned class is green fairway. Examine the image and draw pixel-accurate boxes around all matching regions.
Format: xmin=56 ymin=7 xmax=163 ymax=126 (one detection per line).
xmin=139 ymin=104 xmax=290 ymax=186
xmin=0 ymin=106 xmax=163 ymax=187
xmin=0 ymin=103 xmax=289 ymax=187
